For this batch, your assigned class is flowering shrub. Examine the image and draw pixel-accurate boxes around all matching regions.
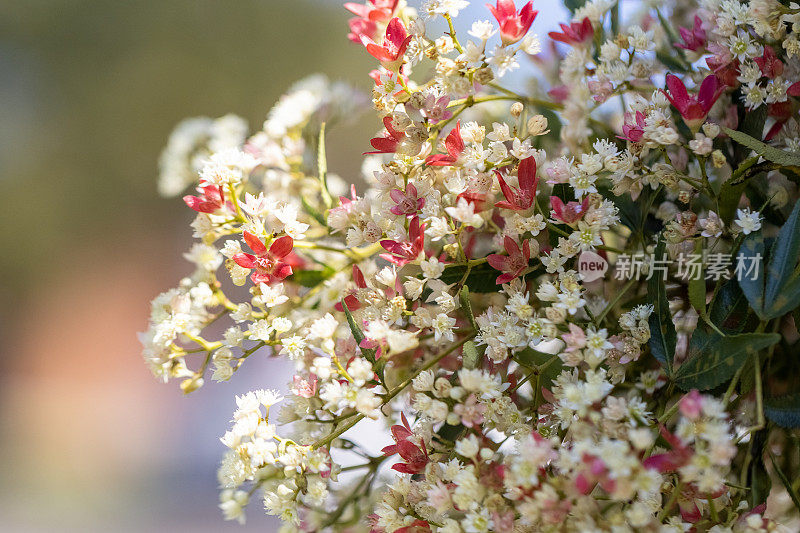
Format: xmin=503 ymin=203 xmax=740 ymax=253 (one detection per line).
xmin=141 ymin=0 xmax=800 ymax=531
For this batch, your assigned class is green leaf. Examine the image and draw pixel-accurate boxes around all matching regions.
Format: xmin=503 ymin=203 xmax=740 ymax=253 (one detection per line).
xmin=723 ymin=126 xmax=800 ymax=168
xmin=301 ymin=195 xmax=327 ymax=227
xmin=764 ymin=393 xmax=800 ymax=428
xmin=513 ymin=348 xmax=564 ymax=391
xmin=647 ymin=236 xmax=675 ymax=376
xmin=688 ymin=239 xmax=707 ymax=316
xmin=439 ymin=261 xmax=528 ymax=293
xmin=762 ymin=201 xmax=800 ymax=318
xmin=564 ymin=0 xmax=587 ymax=13
xmin=462 ymin=340 xmax=480 ymax=370
xmin=317 ymin=123 xmax=333 ymax=209
xmin=708 ymin=280 xmax=754 ymax=334
xmin=341 ymin=300 xmax=377 ymax=363
xmin=748 ymin=431 xmax=771 ymax=508
xmin=738 ymin=232 xmax=767 ymax=319
xmin=459 ymin=286 xmax=478 ymax=330
xmin=769 ymin=452 xmax=800 ymax=514
xmin=674 ymin=331 xmax=780 ymax=391
xmin=290 ymin=266 xmax=335 ymax=288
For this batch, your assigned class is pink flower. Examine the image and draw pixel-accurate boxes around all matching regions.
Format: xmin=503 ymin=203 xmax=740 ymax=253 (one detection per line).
xmin=395 ymin=520 xmax=432 ymax=533
xmin=643 ymin=426 xmax=692 ymax=473
xmin=495 ymin=156 xmax=538 ymax=211
xmin=291 ymin=374 xmax=318 ymax=398
xmin=380 ymin=216 xmax=425 ymax=265
xmin=408 ymin=93 xmax=452 ymax=124
xmin=344 ymin=0 xmax=397 ymax=22
xmin=183 ymin=185 xmax=225 ymax=214
xmin=390 ymin=183 xmax=425 ymax=216
xmin=575 ymin=454 xmax=616 ymax=495
xmin=334 ymin=264 xmax=368 ymax=312
xmin=662 ymin=74 xmax=723 ymax=130
xmin=365 ymin=115 xmax=406 ymax=155
xmin=381 ymin=413 xmax=429 ymax=474
xmin=487 ymin=0 xmax=538 ymax=46
xmin=347 ymin=16 xmax=377 ymax=44
xmin=550 ymin=196 xmax=589 ymax=224
xmin=361 ymin=17 xmax=411 ymax=71
xmin=453 ymin=394 xmax=486 ymax=427
xmin=588 ymin=78 xmax=613 ymax=103
xmin=619 ymin=111 xmax=646 ymax=143
xmin=425 ymin=121 xmax=465 ymax=166
xmin=488 ymin=236 xmax=531 ymax=284
xmin=548 ymin=17 xmax=593 ymax=46
xmin=562 ymin=323 xmax=587 ymax=352
xmin=233 ymin=231 xmax=294 ymax=285
xmin=754 ymin=46 xmax=783 ymax=79
xmin=675 ymin=15 xmax=706 ymax=52
xmin=679 ymin=389 xmax=704 ymax=420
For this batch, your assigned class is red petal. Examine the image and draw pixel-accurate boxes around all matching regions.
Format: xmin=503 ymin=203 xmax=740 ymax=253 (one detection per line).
xmin=233 ymin=253 xmax=256 ymax=269
xmin=269 ymin=235 xmax=294 ymax=258
xmin=517 ymin=156 xmax=538 ymax=193
xmin=243 ymin=231 xmax=268 ymax=255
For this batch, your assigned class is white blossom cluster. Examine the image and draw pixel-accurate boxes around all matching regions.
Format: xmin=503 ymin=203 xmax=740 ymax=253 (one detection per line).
xmin=141 ymin=0 xmax=800 ymax=531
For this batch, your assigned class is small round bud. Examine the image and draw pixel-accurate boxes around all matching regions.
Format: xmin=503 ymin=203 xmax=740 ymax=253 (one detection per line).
xmin=510 ymin=102 xmax=524 ymax=118
xmin=702 ymin=122 xmax=720 ymax=138
xmin=711 ymin=149 xmax=726 ymax=168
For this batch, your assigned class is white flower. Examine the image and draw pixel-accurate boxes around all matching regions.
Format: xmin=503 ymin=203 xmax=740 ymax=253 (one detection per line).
xmin=734 ymin=208 xmax=762 ymax=235
xmin=446 ymin=196 xmax=484 ymax=227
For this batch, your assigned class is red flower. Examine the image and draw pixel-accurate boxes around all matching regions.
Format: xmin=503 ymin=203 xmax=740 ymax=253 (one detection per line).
xmin=380 ymin=216 xmax=425 ymax=265
xmin=395 ymin=520 xmax=432 ymax=533
xmin=425 ymin=121 xmax=465 ymax=166
xmin=643 ymin=425 xmax=693 ymax=473
xmin=675 ymin=15 xmax=706 ymax=52
xmin=487 ymin=236 xmax=531 ymax=284
xmin=495 ymin=157 xmax=538 ymax=211
xmin=347 ymin=16 xmax=377 ymax=44
xmin=754 ymin=46 xmax=784 ymax=79
xmin=362 ymin=17 xmax=411 ymax=71
xmin=183 ymin=185 xmax=225 ymax=214
xmin=487 ymin=0 xmax=538 ymax=46
xmin=550 ymin=196 xmax=589 ymax=224
xmin=334 ymin=265 xmax=368 ymax=312
xmin=548 ymin=17 xmax=593 ymax=46
xmin=381 ymin=413 xmax=429 ymax=475
xmin=390 ymin=183 xmax=425 ymax=216
xmin=366 ymin=115 xmax=406 ymax=155
xmin=619 ymin=111 xmax=646 ymax=143
xmin=662 ymin=74 xmax=723 ymax=130
xmin=233 ymin=231 xmax=294 ymax=285
xmin=344 ymin=0 xmax=398 ymax=22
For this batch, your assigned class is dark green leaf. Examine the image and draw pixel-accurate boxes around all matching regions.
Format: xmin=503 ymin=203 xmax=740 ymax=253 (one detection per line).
xmin=513 ymin=348 xmax=564 ymax=391
xmin=763 ymin=201 xmax=800 ymax=318
xmin=738 ymin=232 xmax=767 ymax=319
xmin=748 ymin=431 xmax=771 ymax=508
xmin=688 ymin=239 xmax=707 ymax=317
xmin=459 ymin=286 xmax=478 ymax=330
xmin=674 ymin=331 xmax=780 ymax=390
xmin=647 ymin=236 xmax=675 ymax=376
xmin=708 ymin=280 xmax=754 ymax=334
xmin=764 ymin=393 xmax=800 ymax=428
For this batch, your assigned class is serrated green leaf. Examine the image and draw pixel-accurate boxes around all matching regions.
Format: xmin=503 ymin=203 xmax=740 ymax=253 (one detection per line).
xmin=341 ymin=300 xmax=377 ymax=363
xmin=723 ymin=126 xmax=800 ymax=168
xmin=764 ymin=393 xmax=800 ymax=428
xmin=648 ymin=236 xmax=675 ymax=376
xmin=674 ymin=332 xmax=780 ymax=390
xmin=462 ymin=340 xmax=479 ymax=370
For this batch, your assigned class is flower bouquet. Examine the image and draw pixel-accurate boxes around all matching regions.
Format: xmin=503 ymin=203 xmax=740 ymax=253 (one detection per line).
xmin=141 ymin=0 xmax=800 ymax=530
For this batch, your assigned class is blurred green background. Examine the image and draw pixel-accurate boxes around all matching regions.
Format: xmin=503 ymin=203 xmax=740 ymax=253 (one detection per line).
xmin=0 ymin=1 xmax=373 ymax=530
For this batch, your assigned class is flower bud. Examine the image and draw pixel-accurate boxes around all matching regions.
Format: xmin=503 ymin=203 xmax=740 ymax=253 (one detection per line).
xmin=527 ymin=115 xmax=549 ymax=136
xmin=711 ymin=149 xmax=726 ymax=168
xmin=510 ymin=102 xmax=524 ymax=118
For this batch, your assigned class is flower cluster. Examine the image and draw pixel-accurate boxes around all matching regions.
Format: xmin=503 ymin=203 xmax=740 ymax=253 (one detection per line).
xmin=142 ymin=0 xmax=800 ymax=531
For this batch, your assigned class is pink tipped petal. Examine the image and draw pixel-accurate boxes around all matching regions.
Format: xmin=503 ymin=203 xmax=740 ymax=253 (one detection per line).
xmin=517 ymin=156 xmax=537 ymax=192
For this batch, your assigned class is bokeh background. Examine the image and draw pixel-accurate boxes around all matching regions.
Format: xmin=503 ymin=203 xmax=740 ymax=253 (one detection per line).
xmin=0 ymin=1 xmax=565 ymax=530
